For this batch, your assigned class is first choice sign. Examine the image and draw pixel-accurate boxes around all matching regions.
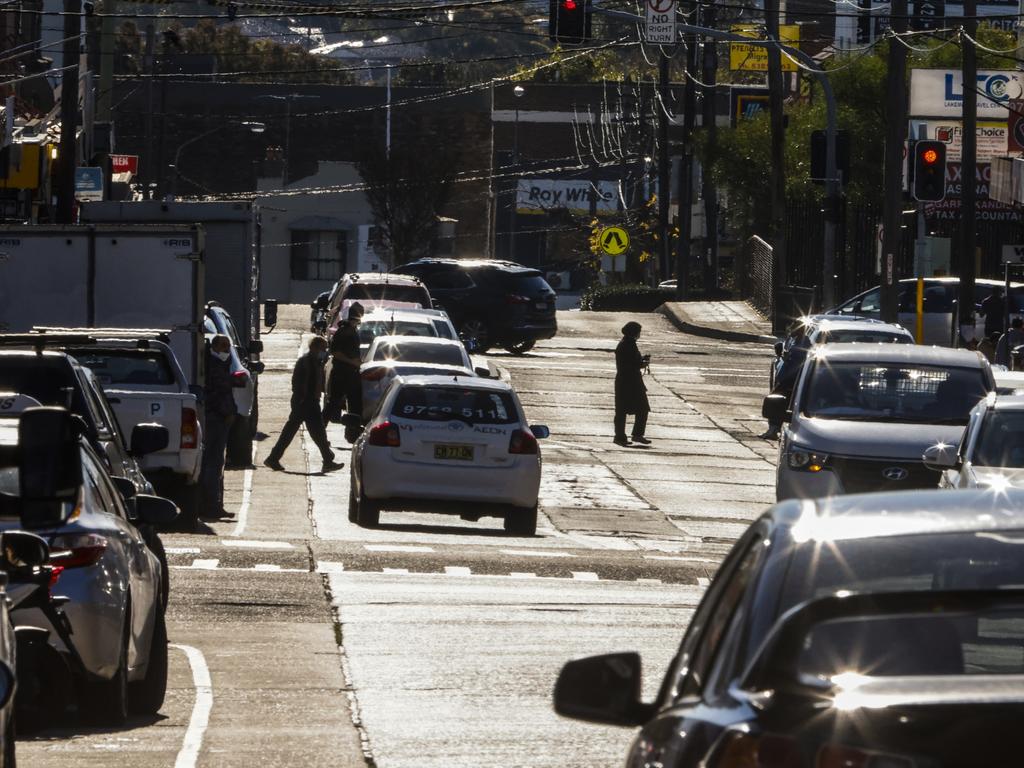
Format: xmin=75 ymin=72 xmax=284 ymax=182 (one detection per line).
xmin=645 ymin=0 xmax=676 ymax=44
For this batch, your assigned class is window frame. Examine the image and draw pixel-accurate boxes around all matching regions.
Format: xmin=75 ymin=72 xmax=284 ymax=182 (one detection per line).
xmin=290 ymin=229 xmax=348 ymax=281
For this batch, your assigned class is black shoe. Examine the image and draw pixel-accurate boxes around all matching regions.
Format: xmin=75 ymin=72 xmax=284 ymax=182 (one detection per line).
xmin=613 ymin=436 xmax=631 ymax=446
xmin=321 ymin=460 xmax=345 ymax=473
xmin=632 ymin=436 xmax=652 ymax=445
xmin=263 ymin=458 xmax=284 ymax=471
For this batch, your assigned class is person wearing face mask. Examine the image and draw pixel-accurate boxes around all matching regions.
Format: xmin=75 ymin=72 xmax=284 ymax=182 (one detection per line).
xmin=614 ymin=321 xmax=651 ymax=447
xmin=323 ymin=301 xmax=365 ymax=442
xmin=264 ymin=335 xmax=343 ymax=474
xmin=199 ymin=334 xmax=239 ymax=519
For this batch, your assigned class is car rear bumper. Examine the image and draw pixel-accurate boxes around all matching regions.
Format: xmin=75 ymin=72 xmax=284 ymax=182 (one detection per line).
xmin=361 ymin=455 xmax=540 ymax=508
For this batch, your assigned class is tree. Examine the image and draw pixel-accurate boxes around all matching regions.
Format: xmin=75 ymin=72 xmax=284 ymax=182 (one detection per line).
xmin=355 ymin=125 xmax=462 ymax=266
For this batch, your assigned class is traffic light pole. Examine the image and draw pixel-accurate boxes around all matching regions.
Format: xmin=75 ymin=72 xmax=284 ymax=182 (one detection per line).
xmin=959 ymin=0 xmax=978 ymax=344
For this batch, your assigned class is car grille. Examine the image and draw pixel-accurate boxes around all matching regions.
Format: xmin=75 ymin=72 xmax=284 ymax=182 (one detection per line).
xmin=830 ymin=456 xmax=940 ymax=494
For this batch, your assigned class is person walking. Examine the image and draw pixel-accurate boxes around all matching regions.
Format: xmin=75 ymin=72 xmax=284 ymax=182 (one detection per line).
xmin=614 ymin=321 xmax=651 ymax=446
xmin=264 ymin=336 xmax=344 ymax=473
xmin=981 ymin=287 xmax=1006 ymax=338
xmin=996 ymin=316 xmax=1024 ymax=368
xmin=323 ymin=302 xmax=364 ymax=441
xmin=199 ymin=334 xmax=237 ymax=518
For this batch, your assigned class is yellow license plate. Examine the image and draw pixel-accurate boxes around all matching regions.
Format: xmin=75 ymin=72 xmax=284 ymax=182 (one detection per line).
xmin=434 ymin=444 xmax=474 ymax=461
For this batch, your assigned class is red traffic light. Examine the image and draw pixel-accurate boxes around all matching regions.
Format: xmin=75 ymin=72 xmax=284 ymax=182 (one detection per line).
xmin=562 ymin=0 xmax=577 ymax=9
xmin=921 ymin=148 xmax=939 ymax=165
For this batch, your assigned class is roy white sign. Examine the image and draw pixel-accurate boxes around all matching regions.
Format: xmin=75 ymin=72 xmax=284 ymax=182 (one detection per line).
xmin=645 ymin=0 xmax=676 ymax=44
xmin=516 ymin=179 xmax=618 ymax=215
xmin=910 ymin=69 xmax=1024 ymax=118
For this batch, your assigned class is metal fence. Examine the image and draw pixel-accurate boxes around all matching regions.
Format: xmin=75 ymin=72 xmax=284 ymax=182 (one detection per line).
xmin=741 ymin=235 xmax=774 ymax=317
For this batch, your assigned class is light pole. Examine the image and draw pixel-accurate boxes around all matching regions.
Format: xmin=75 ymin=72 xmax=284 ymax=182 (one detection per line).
xmin=255 ymin=94 xmax=320 ymax=186
xmin=169 ymin=121 xmax=264 ymax=199
xmin=510 ymin=85 xmax=525 ymax=262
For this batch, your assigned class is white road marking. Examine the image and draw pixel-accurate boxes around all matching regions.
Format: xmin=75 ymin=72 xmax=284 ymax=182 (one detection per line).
xmin=444 ymin=566 xmax=472 ymax=576
xmin=697 ymin=577 xmax=711 ymax=587
xmin=382 ymin=567 xmax=410 ymax=575
xmin=253 ymin=564 xmax=281 ymax=571
xmin=220 ymin=539 xmax=294 ymax=550
xmin=166 ymin=547 xmax=201 ymax=555
xmin=571 ymin=571 xmax=600 ymax=581
xmin=509 ymin=572 xmax=537 ymax=579
xmin=644 ymin=554 xmax=720 ymax=564
xmin=171 ymin=644 xmax=213 ymax=768
xmin=189 ymin=559 xmax=219 ymax=570
xmin=229 ymin=444 xmax=258 ymax=538
xmin=501 ymin=549 xmax=574 ymax=558
xmin=636 ymin=578 xmax=663 ymax=585
xmin=317 ymin=560 xmax=346 ymax=574
xmin=364 ymin=544 xmax=435 ymax=553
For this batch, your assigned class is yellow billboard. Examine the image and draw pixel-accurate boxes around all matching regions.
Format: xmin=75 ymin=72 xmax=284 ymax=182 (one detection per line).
xmin=0 ymin=143 xmax=42 ymax=190
xmin=729 ymin=25 xmax=800 ymax=73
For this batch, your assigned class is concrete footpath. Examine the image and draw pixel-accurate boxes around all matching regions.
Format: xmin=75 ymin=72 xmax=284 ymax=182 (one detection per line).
xmin=658 ymin=300 xmax=777 ymax=344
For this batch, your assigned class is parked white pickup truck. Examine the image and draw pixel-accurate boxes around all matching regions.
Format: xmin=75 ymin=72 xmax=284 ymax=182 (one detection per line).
xmin=10 ymin=329 xmax=204 ymax=527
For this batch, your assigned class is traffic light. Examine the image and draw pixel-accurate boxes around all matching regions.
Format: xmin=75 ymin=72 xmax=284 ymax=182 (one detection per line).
xmin=549 ymin=0 xmax=592 ymax=45
xmin=810 ymin=129 xmax=851 ymax=185
xmin=912 ymin=140 xmax=946 ymax=202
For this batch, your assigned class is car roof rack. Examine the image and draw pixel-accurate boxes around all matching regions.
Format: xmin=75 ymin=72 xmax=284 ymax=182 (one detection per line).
xmin=0 ymin=328 xmax=173 ymax=351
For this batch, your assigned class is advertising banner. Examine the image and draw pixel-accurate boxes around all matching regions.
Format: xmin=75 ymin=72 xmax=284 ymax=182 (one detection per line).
xmin=909 ymin=119 xmax=1008 ymax=161
xmin=910 ymin=69 xmax=1024 ymax=118
xmin=729 ymin=25 xmax=800 ymax=72
xmin=516 ymin=179 xmax=618 ymax=215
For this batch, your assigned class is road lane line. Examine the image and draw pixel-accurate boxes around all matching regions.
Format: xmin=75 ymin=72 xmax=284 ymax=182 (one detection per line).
xmin=221 ymin=539 xmax=294 ymax=550
xmin=444 ymin=566 xmax=472 ymax=576
xmin=253 ymin=564 xmax=281 ymax=571
xmin=166 ymin=547 xmax=201 ymax=555
xmin=364 ymin=544 xmax=434 ymax=553
xmin=316 ymin=560 xmax=345 ymax=574
xmin=229 ymin=444 xmax=258 ymax=538
xmin=509 ymin=572 xmax=537 ymax=579
xmin=571 ymin=571 xmax=600 ymax=581
xmin=382 ymin=568 xmax=410 ymax=575
xmin=171 ymin=644 xmax=213 ymax=768
xmin=501 ymin=549 xmax=574 ymax=558
xmin=189 ymin=559 xmax=219 ymax=570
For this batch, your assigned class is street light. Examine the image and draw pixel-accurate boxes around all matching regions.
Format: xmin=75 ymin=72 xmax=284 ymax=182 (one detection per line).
xmin=169 ymin=121 xmax=264 ymax=200
xmin=255 ymin=94 xmax=320 ymax=185
xmin=510 ymin=85 xmax=525 ymax=262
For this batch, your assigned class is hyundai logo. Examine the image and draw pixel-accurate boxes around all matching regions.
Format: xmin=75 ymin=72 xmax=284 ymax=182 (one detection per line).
xmin=882 ymin=466 xmax=909 ymax=481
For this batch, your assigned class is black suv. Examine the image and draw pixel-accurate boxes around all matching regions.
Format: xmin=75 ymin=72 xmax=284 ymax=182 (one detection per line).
xmin=391 ymin=259 xmax=557 ymax=354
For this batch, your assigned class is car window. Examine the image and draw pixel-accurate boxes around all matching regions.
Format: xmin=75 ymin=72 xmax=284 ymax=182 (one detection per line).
xmin=77 ymin=370 xmax=117 ymax=436
xmin=220 ymin=313 xmax=242 ymax=348
xmin=344 ymin=284 xmax=430 ymax=305
xmin=81 ymin=446 xmax=119 ymax=515
xmin=72 ymin=350 xmax=176 ymax=386
xmin=972 ymin=411 xmax=1024 ymax=467
xmin=359 ymin=320 xmax=437 ymax=345
xmin=391 ymin=386 xmax=518 ymax=425
xmin=816 ymin=330 xmax=912 ymax=344
xmin=801 ymin=361 xmax=989 ymax=424
xmin=857 ymin=288 xmax=881 ymax=314
xmin=431 ymin=319 xmax=455 ymax=339
xmin=424 ymin=269 xmax=474 ymax=290
xmin=203 ymin=317 xmax=217 ymax=334
xmin=372 ymin=341 xmax=466 ymax=367
xmin=503 ymin=273 xmax=551 ymax=295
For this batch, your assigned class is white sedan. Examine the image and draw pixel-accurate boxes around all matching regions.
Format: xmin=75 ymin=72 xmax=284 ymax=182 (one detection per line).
xmin=360 ymin=361 xmax=475 ymax=420
xmin=925 ymin=392 xmax=1024 ymax=489
xmin=348 ymin=375 xmax=549 ymax=535
xmin=365 ymin=335 xmax=472 ymax=369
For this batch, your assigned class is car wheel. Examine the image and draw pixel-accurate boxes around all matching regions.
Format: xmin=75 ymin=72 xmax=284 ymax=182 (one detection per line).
xmin=503 ymin=505 xmax=538 ymax=536
xmin=504 ymin=340 xmax=535 ymax=355
xmin=129 ymin=610 xmax=168 ymax=715
xmin=87 ymin=618 xmax=129 ymax=726
xmin=347 ymin=481 xmax=358 ymax=523
xmin=461 ymin=317 xmax=492 ymax=353
xmin=356 ymin=491 xmax=380 ymax=528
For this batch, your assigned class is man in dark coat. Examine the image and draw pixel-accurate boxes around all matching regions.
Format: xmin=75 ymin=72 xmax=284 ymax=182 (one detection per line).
xmin=323 ymin=302 xmax=364 ymax=441
xmin=264 ymin=336 xmax=344 ymax=473
xmin=199 ymin=334 xmax=237 ymax=518
xmin=614 ymin=321 xmax=651 ymax=446
xmin=981 ymin=287 xmax=1006 ymax=338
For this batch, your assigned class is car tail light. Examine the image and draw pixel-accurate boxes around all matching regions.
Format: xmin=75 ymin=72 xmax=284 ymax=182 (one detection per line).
xmin=505 ymin=293 xmax=531 ymax=305
xmin=362 ymin=367 xmax=388 ymax=382
xmin=47 ymin=565 xmax=65 ymax=593
xmin=368 ymin=421 xmax=401 ymax=447
xmin=48 ymin=533 xmax=108 ymax=569
xmin=231 ymin=370 xmax=248 ymax=385
xmin=181 ymin=406 xmax=199 ymax=449
xmin=509 ymin=429 xmax=539 ymax=455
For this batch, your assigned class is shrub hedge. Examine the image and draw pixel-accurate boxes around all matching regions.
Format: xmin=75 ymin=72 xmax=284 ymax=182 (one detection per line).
xmin=580 ymin=283 xmax=668 ymax=312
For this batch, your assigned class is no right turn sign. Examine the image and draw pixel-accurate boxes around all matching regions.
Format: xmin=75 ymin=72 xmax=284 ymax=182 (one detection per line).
xmin=645 ymin=0 xmax=676 ymax=43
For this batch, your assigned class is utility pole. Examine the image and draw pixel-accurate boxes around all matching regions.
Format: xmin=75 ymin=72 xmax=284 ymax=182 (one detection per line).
xmin=958 ymin=0 xmax=978 ymax=343
xmin=97 ymin=0 xmax=115 ymax=121
xmin=675 ymin=11 xmax=698 ymax=300
xmin=880 ymin=0 xmax=908 ymax=323
xmin=764 ymin=0 xmax=787 ymax=305
xmin=657 ymin=55 xmax=671 ymax=283
xmin=700 ymin=4 xmax=719 ymax=293
xmin=142 ymin=24 xmax=155 ymax=199
xmin=56 ymin=0 xmax=82 ymax=223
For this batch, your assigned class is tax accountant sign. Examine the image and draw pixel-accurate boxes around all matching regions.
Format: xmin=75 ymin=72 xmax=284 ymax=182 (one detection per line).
xmin=910 ymin=69 xmax=1024 ymax=118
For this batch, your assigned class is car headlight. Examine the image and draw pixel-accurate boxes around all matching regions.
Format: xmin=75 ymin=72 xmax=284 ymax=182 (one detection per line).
xmin=787 ymin=446 xmax=829 ymax=472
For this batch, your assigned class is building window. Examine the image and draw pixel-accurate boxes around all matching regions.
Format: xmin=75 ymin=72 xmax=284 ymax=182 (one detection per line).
xmin=291 ymin=230 xmax=347 ymax=280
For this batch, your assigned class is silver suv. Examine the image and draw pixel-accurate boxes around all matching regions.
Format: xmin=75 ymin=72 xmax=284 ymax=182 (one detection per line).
xmin=764 ymin=345 xmax=995 ymax=500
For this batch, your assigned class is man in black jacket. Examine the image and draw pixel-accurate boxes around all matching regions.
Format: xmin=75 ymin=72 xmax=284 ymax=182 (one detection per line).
xmin=200 ymin=334 xmax=238 ymax=518
xmin=323 ymin=301 xmax=364 ymax=436
xmin=614 ymin=321 xmax=651 ymax=446
xmin=264 ymin=336 xmax=344 ymax=473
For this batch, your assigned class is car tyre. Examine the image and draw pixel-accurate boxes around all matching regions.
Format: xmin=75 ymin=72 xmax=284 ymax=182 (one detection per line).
xmin=503 ymin=505 xmax=538 ymax=536
xmin=87 ymin=617 xmax=129 ymax=726
xmin=347 ymin=482 xmax=358 ymax=523
xmin=129 ymin=610 xmax=168 ymax=715
xmin=460 ymin=317 xmax=492 ymax=353
xmin=504 ymin=340 xmax=535 ymax=355
xmin=356 ymin=491 xmax=380 ymax=528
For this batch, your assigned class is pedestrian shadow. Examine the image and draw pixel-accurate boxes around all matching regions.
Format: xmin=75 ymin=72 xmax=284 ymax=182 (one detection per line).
xmin=373 ymin=522 xmax=531 ymax=538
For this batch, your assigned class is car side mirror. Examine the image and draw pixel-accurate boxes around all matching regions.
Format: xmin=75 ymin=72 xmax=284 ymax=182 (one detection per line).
xmin=264 ymin=299 xmax=279 ymax=328
xmin=774 ymin=341 xmax=784 ymax=358
xmin=249 ymin=340 xmax=264 ymax=355
xmin=553 ymin=652 xmax=654 ymax=727
xmin=250 ymin=361 xmax=266 ymax=375
xmin=111 ymin=476 xmax=136 ymax=501
xmin=530 ymin=425 xmax=550 ymax=439
xmin=0 ymin=530 xmax=50 ymax=571
xmin=923 ymin=443 xmax=959 ymax=471
xmin=762 ymin=394 xmax=792 ymax=424
xmin=474 ymin=366 xmax=493 ymax=378
xmin=131 ymin=423 xmax=169 ymax=457
xmin=133 ymin=494 xmax=179 ymax=526
xmin=17 ymin=407 xmax=82 ymax=529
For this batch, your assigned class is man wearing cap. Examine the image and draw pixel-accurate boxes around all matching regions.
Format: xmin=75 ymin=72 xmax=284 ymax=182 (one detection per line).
xmin=324 ymin=301 xmax=364 ymax=438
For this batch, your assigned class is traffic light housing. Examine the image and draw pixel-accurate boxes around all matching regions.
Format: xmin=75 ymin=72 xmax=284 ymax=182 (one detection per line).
xmin=912 ymin=140 xmax=946 ymax=202
xmin=549 ymin=0 xmax=592 ymax=45
xmin=810 ymin=129 xmax=851 ymax=185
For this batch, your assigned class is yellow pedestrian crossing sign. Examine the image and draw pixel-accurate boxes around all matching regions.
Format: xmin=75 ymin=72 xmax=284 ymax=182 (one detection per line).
xmin=600 ymin=226 xmax=630 ymax=256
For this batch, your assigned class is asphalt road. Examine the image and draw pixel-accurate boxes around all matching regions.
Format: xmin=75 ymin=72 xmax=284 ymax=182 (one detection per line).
xmin=17 ymin=304 xmax=777 ymax=767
